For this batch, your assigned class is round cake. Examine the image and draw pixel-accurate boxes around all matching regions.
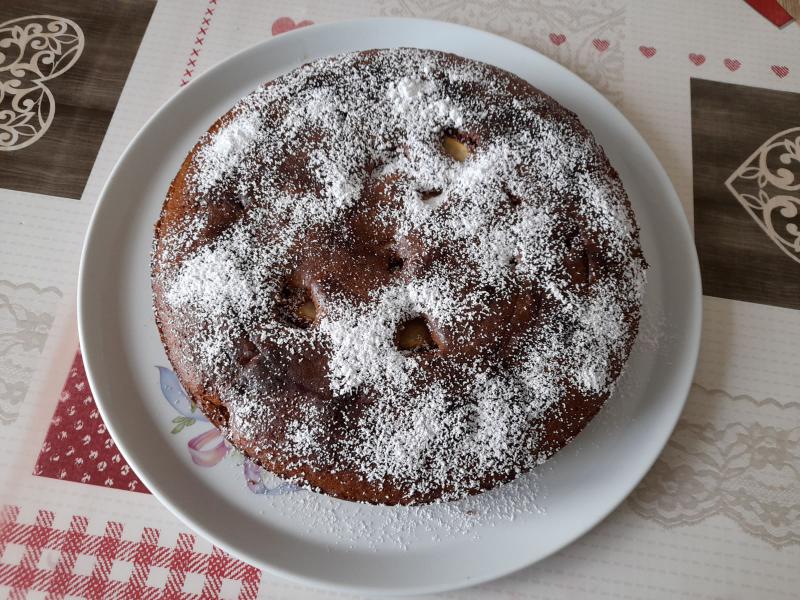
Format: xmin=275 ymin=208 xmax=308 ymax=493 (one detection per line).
xmin=151 ymin=48 xmax=647 ymax=505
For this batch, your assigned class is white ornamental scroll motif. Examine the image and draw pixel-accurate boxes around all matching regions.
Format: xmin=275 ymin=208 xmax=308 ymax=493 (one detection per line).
xmin=0 ymin=15 xmax=84 ymax=151
xmin=726 ymin=127 xmax=800 ymax=265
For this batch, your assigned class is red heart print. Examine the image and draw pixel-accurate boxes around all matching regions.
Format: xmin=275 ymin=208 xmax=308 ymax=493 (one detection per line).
xmin=549 ymin=33 xmax=566 ymax=46
xmin=771 ymin=65 xmax=789 ymax=78
xmin=724 ymin=58 xmax=741 ymax=71
xmin=639 ymin=46 xmax=656 ymax=58
xmin=689 ymin=53 xmax=706 ymax=66
xmin=592 ymin=39 xmax=610 ymax=52
xmin=271 ymin=17 xmax=314 ymax=36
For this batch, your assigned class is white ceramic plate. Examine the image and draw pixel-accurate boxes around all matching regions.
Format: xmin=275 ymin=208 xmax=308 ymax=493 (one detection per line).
xmin=79 ymin=18 xmax=701 ymax=596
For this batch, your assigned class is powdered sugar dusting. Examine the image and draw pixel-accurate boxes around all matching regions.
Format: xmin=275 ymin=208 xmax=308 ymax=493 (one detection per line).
xmin=165 ymin=244 xmax=252 ymax=316
xmin=153 ymin=49 xmax=647 ymax=504
xmin=193 ymin=110 xmax=261 ymax=192
xmin=256 ymin=464 xmax=547 ymax=550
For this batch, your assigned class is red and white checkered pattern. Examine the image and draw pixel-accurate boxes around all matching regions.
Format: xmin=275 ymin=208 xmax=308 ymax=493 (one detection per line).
xmin=0 ymin=506 xmax=261 ymax=599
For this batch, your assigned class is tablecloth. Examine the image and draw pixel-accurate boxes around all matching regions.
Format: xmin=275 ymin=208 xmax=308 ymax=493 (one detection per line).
xmin=1 ymin=1 xmax=799 ymax=598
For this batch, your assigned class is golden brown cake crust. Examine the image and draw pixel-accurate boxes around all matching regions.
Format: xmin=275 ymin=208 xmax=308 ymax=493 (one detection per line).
xmin=151 ymin=49 xmax=646 ymax=505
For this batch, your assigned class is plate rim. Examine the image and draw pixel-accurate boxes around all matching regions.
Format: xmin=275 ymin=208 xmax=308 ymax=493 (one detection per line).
xmin=78 ymin=16 xmax=702 ymax=596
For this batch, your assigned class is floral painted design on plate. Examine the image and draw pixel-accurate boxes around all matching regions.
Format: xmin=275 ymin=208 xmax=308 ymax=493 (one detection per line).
xmin=156 ymin=366 xmax=299 ymax=496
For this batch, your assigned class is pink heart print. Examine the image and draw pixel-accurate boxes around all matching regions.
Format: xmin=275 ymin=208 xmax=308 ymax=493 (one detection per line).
xmin=548 ymin=33 xmax=566 ymax=46
xmin=592 ymin=39 xmax=610 ymax=52
xmin=639 ymin=46 xmax=656 ymax=58
xmin=689 ymin=53 xmax=706 ymax=66
xmin=724 ymin=58 xmax=741 ymax=71
xmin=771 ymin=65 xmax=789 ymax=78
xmin=271 ymin=17 xmax=314 ymax=36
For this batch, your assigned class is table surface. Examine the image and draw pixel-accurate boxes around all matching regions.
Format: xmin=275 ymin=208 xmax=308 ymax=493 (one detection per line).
xmin=1 ymin=1 xmax=799 ymax=599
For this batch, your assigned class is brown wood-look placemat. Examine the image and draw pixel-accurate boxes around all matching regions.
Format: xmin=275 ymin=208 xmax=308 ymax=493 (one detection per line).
xmin=0 ymin=0 xmax=156 ymax=200
xmin=692 ymin=77 xmax=800 ymax=310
